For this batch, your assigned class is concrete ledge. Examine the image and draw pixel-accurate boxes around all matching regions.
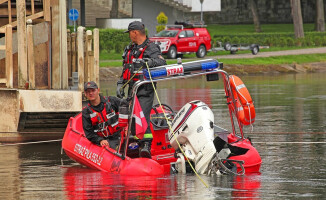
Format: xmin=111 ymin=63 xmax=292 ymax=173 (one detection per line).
xmin=0 ymin=89 xmax=82 ymax=134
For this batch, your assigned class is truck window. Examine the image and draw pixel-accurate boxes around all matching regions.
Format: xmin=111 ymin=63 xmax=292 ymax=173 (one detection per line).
xmin=179 ymin=31 xmax=186 ymax=38
xmin=186 ymin=30 xmax=194 ymax=37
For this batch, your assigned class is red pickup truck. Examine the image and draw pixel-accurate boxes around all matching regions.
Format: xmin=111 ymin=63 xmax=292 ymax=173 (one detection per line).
xmin=149 ymin=24 xmax=211 ymax=59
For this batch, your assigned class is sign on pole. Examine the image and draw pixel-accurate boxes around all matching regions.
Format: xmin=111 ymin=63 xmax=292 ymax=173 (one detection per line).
xmin=69 ymin=9 xmax=79 ymax=32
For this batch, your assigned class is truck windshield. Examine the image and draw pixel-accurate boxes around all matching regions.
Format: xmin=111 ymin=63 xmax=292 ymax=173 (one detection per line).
xmin=155 ymin=30 xmax=179 ymax=37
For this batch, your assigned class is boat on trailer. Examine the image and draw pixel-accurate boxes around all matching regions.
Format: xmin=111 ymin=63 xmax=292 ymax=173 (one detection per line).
xmin=62 ymin=59 xmax=262 ymax=176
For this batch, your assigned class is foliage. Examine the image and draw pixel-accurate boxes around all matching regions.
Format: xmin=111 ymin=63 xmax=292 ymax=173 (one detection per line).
xmin=156 ymin=12 xmax=168 ymax=33
xmin=156 ymin=12 xmax=168 ymax=25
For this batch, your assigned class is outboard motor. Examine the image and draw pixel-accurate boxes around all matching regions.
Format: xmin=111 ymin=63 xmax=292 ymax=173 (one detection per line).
xmin=168 ymin=100 xmax=216 ymax=174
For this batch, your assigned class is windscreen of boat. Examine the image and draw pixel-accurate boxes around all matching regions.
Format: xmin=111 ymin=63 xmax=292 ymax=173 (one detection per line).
xmin=155 ymin=30 xmax=179 ymax=37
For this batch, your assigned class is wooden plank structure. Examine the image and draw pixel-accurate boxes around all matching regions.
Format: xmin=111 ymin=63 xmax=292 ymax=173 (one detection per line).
xmin=0 ymin=0 xmax=100 ymax=141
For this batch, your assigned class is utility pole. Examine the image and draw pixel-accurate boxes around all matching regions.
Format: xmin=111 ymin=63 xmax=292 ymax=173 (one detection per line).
xmin=200 ymin=0 xmax=204 ymax=23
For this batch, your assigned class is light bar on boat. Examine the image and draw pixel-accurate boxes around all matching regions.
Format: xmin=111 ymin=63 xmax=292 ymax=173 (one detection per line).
xmin=143 ymin=59 xmax=219 ymax=79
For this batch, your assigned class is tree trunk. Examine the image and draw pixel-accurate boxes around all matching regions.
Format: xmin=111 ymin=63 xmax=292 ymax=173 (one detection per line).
xmin=110 ymin=0 xmax=119 ymax=18
xmin=290 ymin=0 xmax=304 ymax=38
xmin=315 ymin=0 xmax=325 ymax=32
xmin=249 ymin=0 xmax=261 ymax=32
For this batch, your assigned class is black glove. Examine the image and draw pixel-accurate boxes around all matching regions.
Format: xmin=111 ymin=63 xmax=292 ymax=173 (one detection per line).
xmin=116 ymin=82 xmax=125 ymax=98
xmin=119 ymin=98 xmax=130 ymax=107
xmin=142 ymin=58 xmax=154 ymax=68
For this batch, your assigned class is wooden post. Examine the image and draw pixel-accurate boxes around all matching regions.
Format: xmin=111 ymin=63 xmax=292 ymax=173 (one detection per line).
xmin=43 ymin=0 xmax=50 ymax=21
xmin=83 ymin=33 xmax=88 ymax=82
xmin=31 ymin=0 xmax=35 ymax=15
xmin=93 ymin=28 xmax=99 ymax=86
xmin=8 ymin=0 xmax=12 ymax=24
xmin=86 ymin=30 xmax=92 ymax=82
xmin=77 ymin=26 xmax=84 ymax=91
xmin=71 ymin=32 xmax=76 ymax=73
xmin=51 ymin=0 xmax=60 ymax=89
xmin=67 ymin=30 xmax=72 ymax=79
xmin=27 ymin=20 xmax=35 ymax=89
xmin=60 ymin=0 xmax=68 ymax=89
xmin=5 ymin=25 xmax=13 ymax=88
xmin=17 ymin=0 xmax=28 ymax=88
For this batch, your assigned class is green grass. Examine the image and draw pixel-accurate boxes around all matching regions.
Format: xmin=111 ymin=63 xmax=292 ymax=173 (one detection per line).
xmin=219 ymin=53 xmax=326 ymax=65
xmin=206 ymin=23 xmax=315 ymax=35
xmin=100 ymin=53 xmax=326 ymax=67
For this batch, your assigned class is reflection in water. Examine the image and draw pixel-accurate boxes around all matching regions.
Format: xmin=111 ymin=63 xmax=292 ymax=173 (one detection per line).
xmin=64 ymin=167 xmax=178 ymax=199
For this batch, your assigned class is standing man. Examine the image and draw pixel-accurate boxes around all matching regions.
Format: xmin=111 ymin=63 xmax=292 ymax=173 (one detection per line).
xmin=82 ymin=81 xmax=124 ymax=149
xmin=116 ymin=21 xmax=166 ymax=158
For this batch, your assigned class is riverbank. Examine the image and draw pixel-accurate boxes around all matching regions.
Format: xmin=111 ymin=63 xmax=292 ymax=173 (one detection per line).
xmin=99 ymin=61 xmax=326 ymax=81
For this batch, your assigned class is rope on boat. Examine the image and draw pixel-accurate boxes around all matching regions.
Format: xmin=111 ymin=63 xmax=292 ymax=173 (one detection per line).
xmin=0 ymin=139 xmax=62 ymax=147
xmin=145 ymin=62 xmax=210 ymax=188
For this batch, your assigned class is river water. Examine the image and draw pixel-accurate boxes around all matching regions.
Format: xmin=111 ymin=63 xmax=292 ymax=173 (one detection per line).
xmin=0 ymin=72 xmax=325 ymax=199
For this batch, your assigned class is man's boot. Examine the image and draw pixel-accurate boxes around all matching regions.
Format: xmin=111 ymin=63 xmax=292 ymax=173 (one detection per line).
xmin=140 ymin=140 xmax=152 ymax=158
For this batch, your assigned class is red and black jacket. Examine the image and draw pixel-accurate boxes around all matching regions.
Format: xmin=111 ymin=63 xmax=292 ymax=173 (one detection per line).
xmin=82 ymin=95 xmax=122 ymax=145
xmin=119 ymin=38 xmax=167 ymax=84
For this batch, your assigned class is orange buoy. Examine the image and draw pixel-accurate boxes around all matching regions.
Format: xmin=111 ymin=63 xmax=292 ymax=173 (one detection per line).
xmin=229 ymin=75 xmax=255 ymax=125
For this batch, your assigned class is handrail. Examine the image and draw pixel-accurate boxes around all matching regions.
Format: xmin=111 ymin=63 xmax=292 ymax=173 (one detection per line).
xmin=120 ymin=67 xmax=241 ymax=157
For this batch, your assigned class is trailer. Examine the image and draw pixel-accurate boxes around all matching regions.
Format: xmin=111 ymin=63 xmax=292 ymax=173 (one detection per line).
xmin=210 ymin=42 xmax=269 ymax=55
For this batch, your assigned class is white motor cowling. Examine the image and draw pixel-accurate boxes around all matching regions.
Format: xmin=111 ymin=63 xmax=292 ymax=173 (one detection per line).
xmin=168 ymin=100 xmax=216 ymax=174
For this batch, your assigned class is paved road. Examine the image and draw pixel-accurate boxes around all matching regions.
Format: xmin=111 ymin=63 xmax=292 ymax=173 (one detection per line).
xmin=214 ymin=47 xmax=326 ymax=59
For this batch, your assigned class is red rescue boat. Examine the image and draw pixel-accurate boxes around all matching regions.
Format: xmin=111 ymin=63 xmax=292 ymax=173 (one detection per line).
xmin=62 ymin=59 xmax=262 ymax=176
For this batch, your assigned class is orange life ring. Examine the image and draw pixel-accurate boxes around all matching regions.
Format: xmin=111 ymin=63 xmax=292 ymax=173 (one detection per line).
xmin=229 ymin=75 xmax=255 ymax=125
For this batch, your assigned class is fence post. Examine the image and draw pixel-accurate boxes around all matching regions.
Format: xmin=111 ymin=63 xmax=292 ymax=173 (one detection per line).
xmin=17 ymin=0 xmax=28 ymax=88
xmin=5 ymin=25 xmax=13 ymax=88
xmin=71 ymin=32 xmax=76 ymax=73
xmin=27 ymin=20 xmax=35 ymax=89
xmin=86 ymin=30 xmax=93 ymax=82
xmin=43 ymin=0 xmax=50 ymax=22
xmin=77 ymin=26 xmax=84 ymax=91
xmin=93 ymin=28 xmax=99 ymax=86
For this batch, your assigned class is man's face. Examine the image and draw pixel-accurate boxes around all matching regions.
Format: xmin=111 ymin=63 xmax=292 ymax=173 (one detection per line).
xmin=129 ymin=30 xmax=137 ymax=43
xmin=85 ymin=88 xmax=99 ymax=101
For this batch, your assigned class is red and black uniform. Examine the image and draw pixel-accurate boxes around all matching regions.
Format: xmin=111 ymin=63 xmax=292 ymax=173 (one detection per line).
xmin=118 ymin=38 xmax=166 ymax=139
xmin=82 ymin=95 xmax=122 ymax=147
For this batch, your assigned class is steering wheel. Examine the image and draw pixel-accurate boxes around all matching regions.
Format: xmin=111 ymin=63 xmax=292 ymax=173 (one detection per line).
xmin=150 ymin=104 xmax=175 ymax=129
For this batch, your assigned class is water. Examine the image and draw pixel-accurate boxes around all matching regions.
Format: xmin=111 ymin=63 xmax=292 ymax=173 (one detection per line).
xmin=0 ymin=72 xmax=325 ymax=199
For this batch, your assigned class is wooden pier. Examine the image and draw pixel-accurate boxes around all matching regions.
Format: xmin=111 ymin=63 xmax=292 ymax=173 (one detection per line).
xmin=0 ymin=0 xmax=99 ymax=142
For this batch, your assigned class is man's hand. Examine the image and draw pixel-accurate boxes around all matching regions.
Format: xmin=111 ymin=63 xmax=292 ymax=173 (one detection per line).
xmin=100 ymin=140 xmax=109 ymax=147
xmin=116 ymin=82 xmax=125 ymax=98
xmin=142 ymin=58 xmax=154 ymax=68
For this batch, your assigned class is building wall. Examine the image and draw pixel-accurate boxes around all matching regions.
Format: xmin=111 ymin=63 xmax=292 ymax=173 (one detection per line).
xmin=132 ymin=0 xmax=185 ymax=37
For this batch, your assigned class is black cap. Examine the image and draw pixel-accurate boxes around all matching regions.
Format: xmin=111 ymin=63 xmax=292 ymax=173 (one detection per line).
xmin=124 ymin=21 xmax=145 ymax=33
xmin=84 ymin=81 xmax=98 ymax=91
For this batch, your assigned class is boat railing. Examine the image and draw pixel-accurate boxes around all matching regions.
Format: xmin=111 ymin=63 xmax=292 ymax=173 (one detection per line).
xmin=120 ymin=61 xmax=244 ymax=158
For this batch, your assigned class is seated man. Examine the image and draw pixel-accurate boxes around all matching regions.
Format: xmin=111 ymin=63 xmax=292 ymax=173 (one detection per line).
xmin=82 ymin=81 xmax=124 ymax=149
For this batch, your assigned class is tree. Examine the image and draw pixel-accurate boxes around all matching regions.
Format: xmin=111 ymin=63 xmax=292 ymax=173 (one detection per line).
xmin=315 ymin=0 xmax=325 ymax=32
xmin=290 ymin=0 xmax=304 ymax=38
xmin=156 ymin=12 xmax=168 ymax=33
xmin=110 ymin=0 xmax=119 ymax=18
xmin=249 ymin=0 xmax=261 ymax=32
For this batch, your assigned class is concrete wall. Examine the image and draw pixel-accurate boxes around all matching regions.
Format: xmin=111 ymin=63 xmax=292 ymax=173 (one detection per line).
xmin=0 ymin=89 xmax=82 ymax=133
xmin=132 ymin=0 xmax=185 ymax=37
xmin=96 ymin=18 xmax=142 ymax=29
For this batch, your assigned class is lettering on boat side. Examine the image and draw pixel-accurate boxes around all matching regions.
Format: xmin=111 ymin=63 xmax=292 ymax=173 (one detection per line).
xmin=74 ymin=144 xmax=103 ymax=166
xmin=110 ymin=158 xmax=121 ymax=173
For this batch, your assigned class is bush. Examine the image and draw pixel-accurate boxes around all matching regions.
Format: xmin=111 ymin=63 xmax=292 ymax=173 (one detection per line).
xmin=286 ymin=37 xmax=295 ymax=46
xmin=99 ymin=28 xmax=129 ymax=53
xmin=157 ymin=12 xmax=168 ymax=25
xmin=279 ymin=37 xmax=287 ymax=47
xmin=156 ymin=25 xmax=165 ymax=33
xmin=314 ymin=36 xmax=322 ymax=46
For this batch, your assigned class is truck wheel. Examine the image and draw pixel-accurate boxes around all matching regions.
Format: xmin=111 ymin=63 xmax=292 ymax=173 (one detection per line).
xmin=196 ymin=45 xmax=206 ymax=58
xmin=167 ymin=46 xmax=177 ymax=59
xmin=224 ymin=42 xmax=231 ymax=51
xmin=251 ymin=45 xmax=259 ymax=55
